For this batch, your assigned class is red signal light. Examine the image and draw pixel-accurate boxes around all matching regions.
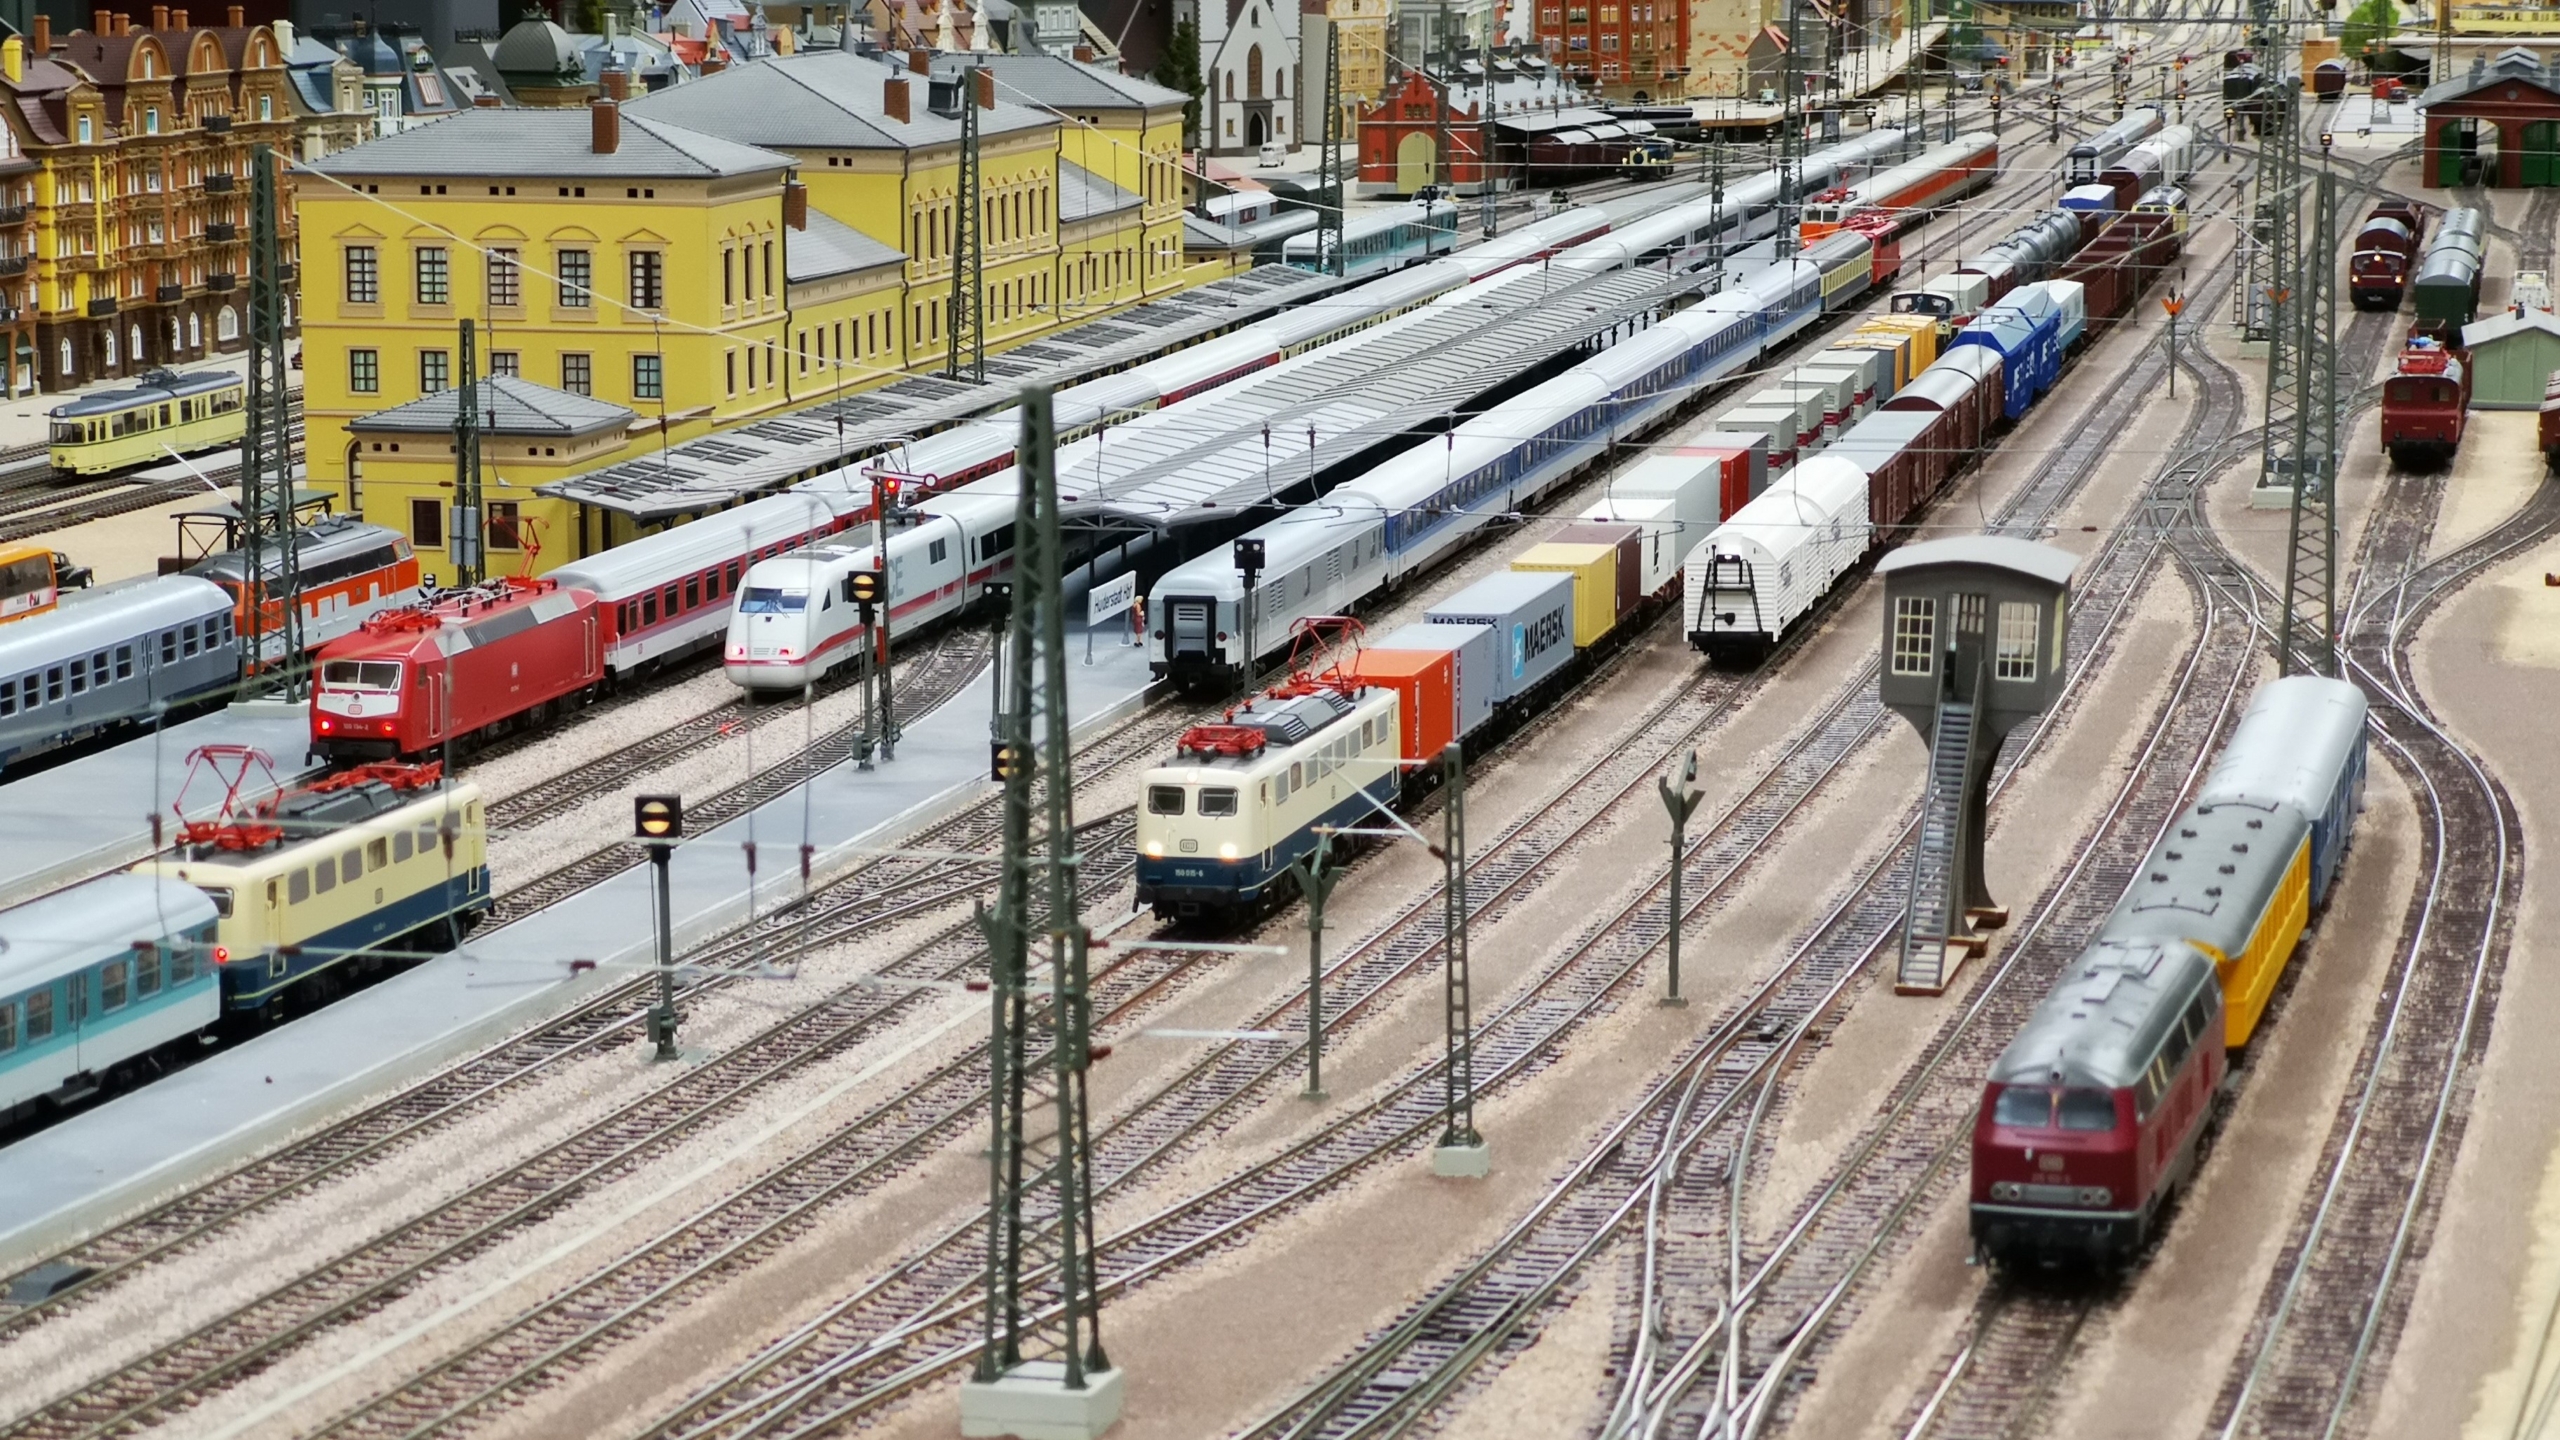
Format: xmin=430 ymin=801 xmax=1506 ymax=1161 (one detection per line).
xmin=213 ymin=946 xmax=230 ymax=964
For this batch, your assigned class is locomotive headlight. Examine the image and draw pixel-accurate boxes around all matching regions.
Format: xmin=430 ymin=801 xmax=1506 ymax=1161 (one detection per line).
xmin=1990 ymin=1181 xmax=2022 ymax=1202
xmin=2080 ymin=1187 xmax=2113 ymax=1207
xmin=1218 ymin=842 xmax=1239 ymax=860
xmin=1143 ymin=839 xmax=1164 ymax=857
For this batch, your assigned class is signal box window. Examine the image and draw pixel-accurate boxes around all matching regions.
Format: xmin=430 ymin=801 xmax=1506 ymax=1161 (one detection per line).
xmin=1995 ymin=602 xmax=2039 ymax=681
xmin=1890 ymin=596 xmax=1935 ymax=675
xmin=486 ymin=502 xmax=521 ymax=551
xmin=1147 ymin=785 xmax=1187 ymax=815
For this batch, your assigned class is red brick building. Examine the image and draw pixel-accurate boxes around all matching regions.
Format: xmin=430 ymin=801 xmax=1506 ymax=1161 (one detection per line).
xmin=1356 ymin=67 xmax=1492 ymax=194
xmin=1533 ymin=0 xmax=1686 ymax=99
xmin=2417 ymin=48 xmax=2560 ymax=188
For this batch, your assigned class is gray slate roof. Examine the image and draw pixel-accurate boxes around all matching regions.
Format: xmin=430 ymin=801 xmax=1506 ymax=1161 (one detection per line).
xmin=963 ymin=53 xmax=1188 ymax=111
xmin=787 ymin=208 xmax=905 ymax=282
xmin=1058 ymin=160 xmax=1139 ymax=223
xmin=1876 ymin=534 xmax=2077 ymax=588
xmin=346 ymin=376 xmax=637 ymax=437
xmin=624 ymin=48 xmax=1053 ymax=151
xmin=311 ymin=106 xmax=794 ymax=179
xmin=2417 ymin=46 xmax=2560 ymax=109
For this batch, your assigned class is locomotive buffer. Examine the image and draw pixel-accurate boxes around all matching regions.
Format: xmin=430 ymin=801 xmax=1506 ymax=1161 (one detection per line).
xmin=1877 ymin=539 xmax=2074 ymax=996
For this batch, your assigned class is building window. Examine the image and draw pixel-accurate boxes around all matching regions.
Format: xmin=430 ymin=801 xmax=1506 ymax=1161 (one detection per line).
xmin=762 ymin=240 xmax=773 ymax=297
xmin=490 ymin=350 xmax=520 ymax=378
xmin=259 ymin=94 xmax=272 ymax=122
xmin=348 ymin=347 xmax=378 ymax=393
xmin=1891 ymin=596 xmax=1936 ymax=675
xmin=560 ymin=352 xmax=590 ymax=395
xmin=723 ymin=248 xmax=735 ymax=306
xmin=75 ymin=115 xmax=91 ymax=144
xmin=486 ymin=247 xmax=519 ymax=308
xmin=725 ymin=350 xmax=736 ymax=394
xmin=345 ymin=244 xmax=377 ymax=304
xmin=629 ymin=250 xmax=663 ymax=310
xmin=410 ymin=496 xmax=442 ymax=548
xmin=632 ymin=352 xmax=662 ymax=400
xmin=486 ymin=501 xmax=521 ymax=551
xmin=420 ymin=348 xmax=449 ymax=392
xmin=414 ymin=245 xmax=448 ymax=305
xmin=1995 ymin=602 xmax=2040 ymax=681
xmin=557 ymin=247 xmax=591 ymax=307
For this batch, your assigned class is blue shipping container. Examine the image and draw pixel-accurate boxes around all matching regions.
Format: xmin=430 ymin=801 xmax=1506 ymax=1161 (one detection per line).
xmin=1424 ymin=570 xmax=1577 ymax=704
xmin=1949 ymin=310 xmax=2046 ymax=421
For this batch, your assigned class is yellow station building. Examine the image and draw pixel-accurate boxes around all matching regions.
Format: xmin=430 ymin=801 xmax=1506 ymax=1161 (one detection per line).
xmin=297 ymin=47 xmax=1195 ymax=581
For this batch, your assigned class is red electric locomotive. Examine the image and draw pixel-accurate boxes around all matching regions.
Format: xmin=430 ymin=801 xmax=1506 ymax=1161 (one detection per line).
xmin=310 ymin=577 xmax=603 ymax=760
xmin=1970 ymin=939 xmax=2227 ymax=1267
xmin=2349 ymin=201 xmax=2427 ymax=311
xmin=2379 ymin=334 xmax=2471 ymax=470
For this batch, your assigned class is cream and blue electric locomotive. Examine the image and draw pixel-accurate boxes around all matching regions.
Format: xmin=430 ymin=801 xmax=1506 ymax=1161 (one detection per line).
xmin=132 ymin=769 xmax=491 ymax=1016
xmin=1971 ymin=676 xmax=2369 ymax=1268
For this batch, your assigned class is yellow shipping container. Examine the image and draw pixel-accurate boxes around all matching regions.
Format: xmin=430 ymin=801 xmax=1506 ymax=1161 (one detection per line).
xmin=1859 ymin=313 xmax=1940 ymax=372
xmin=1830 ymin=335 xmax=1913 ymax=391
xmin=1511 ymin=542 xmax=1619 ymax=649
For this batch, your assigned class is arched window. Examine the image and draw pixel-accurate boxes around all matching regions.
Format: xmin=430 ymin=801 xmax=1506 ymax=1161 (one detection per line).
xmin=104 ymin=330 xmax=117 ymax=368
xmin=1224 ymin=70 xmax=1235 ymax=101
xmin=57 ymin=338 xmax=70 ymax=377
xmin=188 ymin=313 xmax=199 ymax=349
xmin=1247 ymin=45 xmax=1263 ymax=100
xmin=217 ymin=305 xmax=239 ymax=341
xmin=129 ymin=324 xmax=143 ymax=363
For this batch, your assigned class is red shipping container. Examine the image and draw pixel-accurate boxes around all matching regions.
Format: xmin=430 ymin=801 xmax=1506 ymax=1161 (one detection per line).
xmin=313 ymin=578 xmax=603 ymax=759
xmin=1344 ymin=647 xmax=1456 ymax=765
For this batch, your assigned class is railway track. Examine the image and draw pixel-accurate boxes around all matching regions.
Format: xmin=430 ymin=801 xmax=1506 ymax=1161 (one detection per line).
xmin=565 ymin=145 xmax=2237 ymax=1440
xmin=478 ymin=629 xmax=993 ymax=928
xmin=0 ymin=674 xmax=1194 ymax=1347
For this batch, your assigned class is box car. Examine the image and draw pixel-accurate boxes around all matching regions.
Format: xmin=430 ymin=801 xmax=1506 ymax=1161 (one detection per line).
xmin=1828 ymin=407 xmax=1944 ymax=531
xmin=1425 ymin=570 xmax=1576 ymax=704
xmin=1344 ymin=645 xmax=1458 ymax=764
xmin=1369 ymin=622 xmax=1499 ymax=740
xmin=2541 ymin=368 xmax=2560 ymax=469
xmin=1885 ymin=351 xmax=2002 ymax=458
xmin=1684 ymin=456 xmax=1874 ymax=660
xmin=311 ymin=578 xmax=603 ymax=760
xmin=1511 ymin=539 xmax=1622 ymax=649
xmin=1950 ymin=309 xmax=2045 ymax=421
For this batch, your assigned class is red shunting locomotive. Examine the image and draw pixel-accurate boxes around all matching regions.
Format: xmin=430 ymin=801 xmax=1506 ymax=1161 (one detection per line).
xmin=2379 ymin=334 xmax=2471 ymax=471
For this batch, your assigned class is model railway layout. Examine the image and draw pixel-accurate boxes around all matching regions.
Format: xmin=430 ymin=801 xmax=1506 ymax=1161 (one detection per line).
xmin=0 ymin=37 xmax=2545 ymax=1440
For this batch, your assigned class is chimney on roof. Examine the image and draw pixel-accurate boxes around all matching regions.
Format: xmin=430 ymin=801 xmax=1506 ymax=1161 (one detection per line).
xmin=32 ymin=13 xmax=48 ymax=52
xmin=150 ymin=5 xmax=166 ymax=29
xmin=115 ymin=13 xmax=130 ymax=35
xmin=783 ymin=178 xmax=806 ymax=229
xmin=974 ymin=67 xmax=991 ymax=108
xmin=884 ymin=72 xmax=908 ymax=120
xmin=1072 ymin=43 xmax=1092 ymax=61
xmin=225 ymin=3 xmax=239 ymax=23
xmin=172 ymin=8 xmax=187 ymax=26
xmin=602 ymin=63 xmax=630 ymax=99
xmin=591 ymin=96 xmax=619 ymax=153
xmin=907 ymin=46 xmax=926 ymax=73
xmin=91 ymin=10 xmax=108 ymax=33
xmin=473 ymin=92 xmax=500 ymax=106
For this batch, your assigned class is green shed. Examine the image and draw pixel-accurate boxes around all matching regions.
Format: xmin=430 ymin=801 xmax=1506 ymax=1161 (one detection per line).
xmin=2460 ymin=309 xmax=2560 ymax=408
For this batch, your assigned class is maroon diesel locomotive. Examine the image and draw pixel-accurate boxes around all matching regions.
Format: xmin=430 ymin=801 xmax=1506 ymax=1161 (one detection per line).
xmin=2379 ymin=335 xmax=2471 ymax=470
xmin=2349 ymin=201 xmax=2427 ymax=311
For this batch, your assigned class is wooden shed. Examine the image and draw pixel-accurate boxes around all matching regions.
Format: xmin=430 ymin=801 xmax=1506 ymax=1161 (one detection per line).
xmin=2459 ymin=308 xmax=2560 ymax=407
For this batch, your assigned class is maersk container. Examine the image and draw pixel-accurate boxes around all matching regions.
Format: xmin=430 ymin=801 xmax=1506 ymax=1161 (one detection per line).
xmin=1369 ymin=621 xmax=1499 ymax=741
xmin=1511 ymin=538 xmax=1622 ymax=649
xmin=1424 ymin=569 xmax=1576 ymax=704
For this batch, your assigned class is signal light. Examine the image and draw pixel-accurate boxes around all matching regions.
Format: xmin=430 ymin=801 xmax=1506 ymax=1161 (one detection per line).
xmin=634 ymin=794 xmax=683 ymax=841
xmin=991 ymin=741 xmax=1029 ymax=783
xmin=213 ymin=946 xmax=230 ymax=964
xmin=849 ymin=569 xmax=884 ymax=608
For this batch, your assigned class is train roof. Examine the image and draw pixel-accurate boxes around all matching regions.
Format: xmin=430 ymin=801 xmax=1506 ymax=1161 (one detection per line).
xmin=2197 ymin=675 xmax=2366 ymax=819
xmin=1705 ymin=458 xmax=1869 ymax=564
xmin=0 ymin=873 xmax=218 ymax=994
xmin=0 ymin=575 xmax=233 ymax=669
xmin=2101 ymin=796 xmax=2309 ymax=961
xmin=1988 ymin=938 xmax=2217 ymax=1091
xmin=185 ymin=517 xmax=406 ymax=584
xmin=323 ymin=581 xmax=588 ymax=661
xmin=46 ymin=367 xmax=242 ymax=419
xmin=549 ymin=489 xmax=853 ymax=596
xmin=164 ymin=775 xmax=477 ymax=864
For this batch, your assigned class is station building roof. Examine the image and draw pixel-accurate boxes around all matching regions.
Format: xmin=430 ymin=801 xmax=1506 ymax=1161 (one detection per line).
xmin=785 ymin=208 xmax=907 ymax=283
xmin=535 ymin=263 xmax=1347 ymax=520
xmin=347 ymin=376 xmax=638 ymax=439
xmin=309 ymin=105 xmax=793 ymax=180
xmin=622 ymin=48 xmax=1054 ymax=151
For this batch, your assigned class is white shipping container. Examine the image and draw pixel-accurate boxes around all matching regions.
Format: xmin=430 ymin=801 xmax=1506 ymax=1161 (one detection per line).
xmin=1593 ymin=451 xmax=1720 ymax=544
xmin=1711 ymin=407 xmax=1805 ymax=470
xmin=1577 ymin=494 xmax=1688 ymax=596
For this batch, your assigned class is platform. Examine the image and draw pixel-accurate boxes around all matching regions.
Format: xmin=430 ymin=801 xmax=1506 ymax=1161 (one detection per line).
xmin=0 ymin=700 xmax=326 ymax=912
xmin=0 ymin=607 xmax=1156 ymax=1271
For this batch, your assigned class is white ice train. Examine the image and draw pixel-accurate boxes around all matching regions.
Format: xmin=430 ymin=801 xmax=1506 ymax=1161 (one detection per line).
xmin=1681 ymin=455 xmax=1875 ymax=661
xmin=1145 ymin=242 xmax=1858 ymax=692
xmin=723 ymin=490 xmax=1020 ymax=690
